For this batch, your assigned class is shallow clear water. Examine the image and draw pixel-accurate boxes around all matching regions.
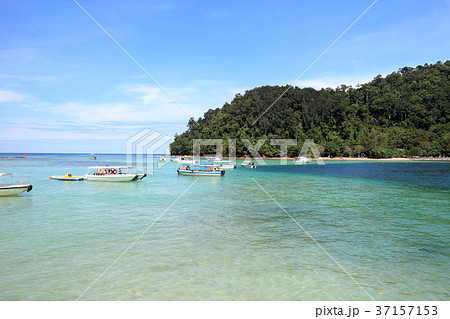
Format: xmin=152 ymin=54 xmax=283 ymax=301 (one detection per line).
xmin=0 ymin=154 xmax=449 ymax=300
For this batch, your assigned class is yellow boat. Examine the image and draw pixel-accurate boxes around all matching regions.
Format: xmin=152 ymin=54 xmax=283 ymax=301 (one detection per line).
xmin=49 ymin=173 xmax=84 ymax=181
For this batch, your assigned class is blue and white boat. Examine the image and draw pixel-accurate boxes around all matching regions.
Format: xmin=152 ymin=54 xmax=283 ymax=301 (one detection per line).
xmin=177 ymin=164 xmax=225 ymax=177
xmin=49 ymin=173 xmax=84 ymax=181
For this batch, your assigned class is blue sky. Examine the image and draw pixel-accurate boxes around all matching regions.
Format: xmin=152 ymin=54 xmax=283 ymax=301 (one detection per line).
xmin=1 ymin=0 xmax=449 ymax=153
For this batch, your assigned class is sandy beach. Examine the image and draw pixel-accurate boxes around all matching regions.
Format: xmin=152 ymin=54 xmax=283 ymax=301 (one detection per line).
xmin=202 ymin=156 xmax=450 ymax=162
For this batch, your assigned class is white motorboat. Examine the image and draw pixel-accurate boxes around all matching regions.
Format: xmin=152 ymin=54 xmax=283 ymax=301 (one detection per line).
xmin=293 ymin=156 xmax=310 ymax=165
xmin=0 ymin=173 xmax=32 ymax=196
xmin=212 ymin=159 xmax=236 ymax=169
xmin=84 ymin=166 xmax=145 ymax=182
xmin=241 ymin=160 xmax=256 ymax=169
xmin=172 ymin=156 xmax=199 ymax=164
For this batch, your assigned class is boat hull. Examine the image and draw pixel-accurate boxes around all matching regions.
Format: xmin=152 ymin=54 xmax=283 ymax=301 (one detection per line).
xmin=50 ymin=176 xmax=84 ymax=181
xmin=0 ymin=184 xmax=32 ymax=196
xmin=177 ymin=170 xmax=224 ymax=176
xmin=172 ymin=160 xmax=198 ymax=164
xmin=211 ymin=159 xmax=236 ymax=170
xmin=220 ymin=164 xmax=236 ymax=169
xmin=84 ymin=174 xmax=138 ymax=182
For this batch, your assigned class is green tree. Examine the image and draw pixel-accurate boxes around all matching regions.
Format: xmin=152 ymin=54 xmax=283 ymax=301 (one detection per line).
xmin=409 ymin=147 xmax=423 ymax=157
xmin=170 ymin=61 xmax=450 ymax=158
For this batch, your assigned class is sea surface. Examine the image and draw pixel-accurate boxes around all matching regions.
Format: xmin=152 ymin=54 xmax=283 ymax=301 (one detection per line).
xmin=0 ymin=154 xmax=449 ymax=300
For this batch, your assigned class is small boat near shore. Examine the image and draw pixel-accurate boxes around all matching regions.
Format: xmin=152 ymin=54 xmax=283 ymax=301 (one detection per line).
xmin=49 ymin=173 xmax=84 ymax=181
xmin=172 ymin=156 xmax=199 ymax=164
xmin=177 ymin=164 xmax=225 ymax=176
xmin=0 ymin=173 xmax=32 ymax=196
xmin=211 ymin=158 xmax=236 ymax=169
xmin=294 ymin=156 xmax=310 ymax=165
xmin=241 ymin=160 xmax=256 ymax=169
xmin=85 ymin=166 xmax=146 ymax=182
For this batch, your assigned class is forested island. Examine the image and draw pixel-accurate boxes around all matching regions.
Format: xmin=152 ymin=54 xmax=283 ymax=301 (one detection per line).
xmin=170 ymin=61 xmax=450 ymax=158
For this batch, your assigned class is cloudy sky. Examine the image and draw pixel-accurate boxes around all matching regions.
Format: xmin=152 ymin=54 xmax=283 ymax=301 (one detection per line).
xmin=1 ymin=0 xmax=449 ymax=153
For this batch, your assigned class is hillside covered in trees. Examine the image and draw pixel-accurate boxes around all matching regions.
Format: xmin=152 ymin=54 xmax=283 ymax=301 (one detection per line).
xmin=170 ymin=61 xmax=450 ymax=158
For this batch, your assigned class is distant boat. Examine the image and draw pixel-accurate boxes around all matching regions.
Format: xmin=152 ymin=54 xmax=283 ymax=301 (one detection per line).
xmin=0 ymin=173 xmax=32 ymax=196
xmin=212 ymin=158 xmax=236 ymax=169
xmin=159 ymin=156 xmax=167 ymax=162
xmin=293 ymin=157 xmax=310 ymax=165
xmin=177 ymin=164 xmax=225 ymax=176
xmin=85 ymin=166 xmax=146 ymax=182
xmin=241 ymin=160 xmax=256 ymax=169
xmin=172 ymin=156 xmax=199 ymax=164
xmin=49 ymin=173 xmax=84 ymax=181
xmin=90 ymin=153 xmax=97 ymax=160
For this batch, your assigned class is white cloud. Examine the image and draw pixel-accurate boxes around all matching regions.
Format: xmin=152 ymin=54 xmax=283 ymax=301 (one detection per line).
xmin=47 ymin=99 xmax=193 ymax=124
xmin=0 ymin=90 xmax=28 ymax=102
xmin=125 ymin=86 xmax=167 ymax=105
xmin=8 ymin=84 xmax=201 ymax=125
xmin=0 ymin=119 xmax=184 ymax=143
xmin=295 ymin=75 xmax=376 ymax=90
xmin=227 ymin=87 xmax=251 ymax=96
xmin=123 ymin=84 xmax=198 ymax=106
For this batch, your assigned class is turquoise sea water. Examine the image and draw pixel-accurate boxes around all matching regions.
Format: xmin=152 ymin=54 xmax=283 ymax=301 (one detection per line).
xmin=0 ymin=154 xmax=449 ymax=300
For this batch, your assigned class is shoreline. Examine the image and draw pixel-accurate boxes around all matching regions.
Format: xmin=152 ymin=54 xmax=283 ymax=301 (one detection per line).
xmin=2 ymin=154 xmax=449 ymax=162
xmin=258 ymin=158 xmax=449 ymax=162
xmin=177 ymin=156 xmax=450 ymax=162
xmin=209 ymin=156 xmax=450 ymax=162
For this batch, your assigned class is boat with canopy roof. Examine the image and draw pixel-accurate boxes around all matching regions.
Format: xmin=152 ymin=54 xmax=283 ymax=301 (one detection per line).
xmin=177 ymin=164 xmax=225 ymax=176
xmin=0 ymin=173 xmax=32 ymax=196
xmin=84 ymin=166 xmax=146 ymax=182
